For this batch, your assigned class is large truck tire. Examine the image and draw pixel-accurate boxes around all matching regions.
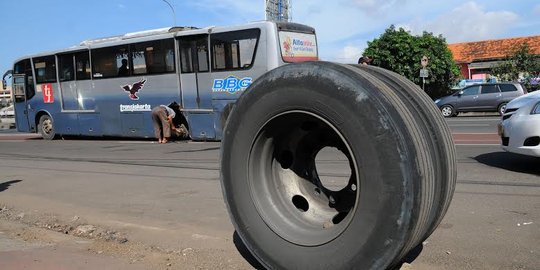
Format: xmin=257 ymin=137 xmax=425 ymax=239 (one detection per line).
xmin=220 ymin=61 xmax=456 ymax=269
xmin=350 ymin=64 xmax=457 ymax=262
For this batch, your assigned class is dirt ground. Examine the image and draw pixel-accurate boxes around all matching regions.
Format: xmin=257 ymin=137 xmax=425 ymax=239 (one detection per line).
xmin=0 ymin=205 xmax=256 ymax=270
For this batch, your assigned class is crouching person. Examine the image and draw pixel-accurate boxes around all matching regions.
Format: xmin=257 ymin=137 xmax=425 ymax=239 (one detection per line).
xmin=151 ymin=103 xmax=179 ymax=144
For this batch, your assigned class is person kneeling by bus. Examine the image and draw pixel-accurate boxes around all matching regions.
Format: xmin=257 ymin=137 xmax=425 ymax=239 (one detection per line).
xmin=151 ymin=103 xmax=179 ymax=144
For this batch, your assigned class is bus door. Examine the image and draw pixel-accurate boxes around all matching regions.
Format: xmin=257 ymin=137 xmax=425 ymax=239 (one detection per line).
xmin=178 ymin=35 xmax=212 ymax=109
xmin=12 ymin=59 xmax=35 ymax=132
xmin=58 ymin=52 xmax=93 ymax=111
xmin=58 ymin=54 xmax=79 ymax=111
xmin=58 ymin=51 xmax=95 ymax=135
xmin=12 ymin=74 xmax=30 ymax=131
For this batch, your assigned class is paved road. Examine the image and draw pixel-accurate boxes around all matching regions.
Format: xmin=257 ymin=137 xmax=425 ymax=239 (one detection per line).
xmin=445 ymin=116 xmax=500 ymax=134
xmin=0 ymin=117 xmax=538 ymax=269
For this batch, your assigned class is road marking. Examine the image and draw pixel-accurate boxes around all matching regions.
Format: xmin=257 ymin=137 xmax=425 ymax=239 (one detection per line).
xmin=453 ymin=132 xmax=499 ymax=134
xmin=117 ymin=141 xmax=155 ymax=144
xmin=455 ymin=144 xmax=500 ymax=146
xmin=452 ymin=133 xmax=500 ymax=145
xmin=448 ymin=124 xmax=491 ymax=127
xmin=446 ymin=118 xmax=500 ymax=121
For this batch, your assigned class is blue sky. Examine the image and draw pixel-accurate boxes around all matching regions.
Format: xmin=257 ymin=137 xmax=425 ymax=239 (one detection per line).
xmin=1 ymin=0 xmax=539 ymax=75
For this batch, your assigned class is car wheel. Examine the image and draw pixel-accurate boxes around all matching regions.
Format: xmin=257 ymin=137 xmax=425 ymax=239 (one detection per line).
xmin=440 ymin=105 xmax=455 ymax=117
xmin=498 ymin=103 xmax=507 ymax=115
xmin=221 ymin=62 xmax=456 ymax=269
xmin=38 ymin=114 xmax=57 ymax=140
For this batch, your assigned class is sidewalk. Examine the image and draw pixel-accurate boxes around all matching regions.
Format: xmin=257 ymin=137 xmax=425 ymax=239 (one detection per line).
xmin=0 ymin=129 xmax=40 ymax=140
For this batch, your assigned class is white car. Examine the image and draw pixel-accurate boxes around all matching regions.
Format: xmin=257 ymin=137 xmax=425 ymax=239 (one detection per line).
xmin=499 ymin=90 xmax=540 ymax=157
xmin=0 ymin=105 xmax=14 ymax=118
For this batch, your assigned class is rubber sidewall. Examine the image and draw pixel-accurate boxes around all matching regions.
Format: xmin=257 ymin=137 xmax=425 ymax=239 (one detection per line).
xmin=38 ymin=114 xmax=56 ymax=140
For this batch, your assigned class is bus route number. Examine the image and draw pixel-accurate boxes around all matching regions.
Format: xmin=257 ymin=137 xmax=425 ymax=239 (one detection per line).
xmin=42 ymin=84 xmax=54 ymax=103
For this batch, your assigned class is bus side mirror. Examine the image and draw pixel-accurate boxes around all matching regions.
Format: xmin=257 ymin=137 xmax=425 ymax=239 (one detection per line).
xmin=2 ymin=79 xmax=6 ymax=90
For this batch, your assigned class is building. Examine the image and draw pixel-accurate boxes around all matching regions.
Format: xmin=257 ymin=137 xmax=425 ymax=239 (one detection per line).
xmin=448 ymin=35 xmax=540 ymax=80
xmin=0 ymin=81 xmax=12 ymax=106
xmin=265 ymin=0 xmax=291 ymax=22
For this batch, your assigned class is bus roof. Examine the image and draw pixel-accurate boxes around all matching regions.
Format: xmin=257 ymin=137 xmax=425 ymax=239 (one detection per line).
xmin=79 ymin=26 xmax=199 ymax=46
xmin=12 ymin=21 xmax=313 ymax=63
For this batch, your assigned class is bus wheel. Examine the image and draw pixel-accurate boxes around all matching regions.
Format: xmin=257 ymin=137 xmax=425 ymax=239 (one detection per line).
xmin=220 ymin=62 xmax=456 ymax=269
xmin=38 ymin=114 xmax=57 ymax=140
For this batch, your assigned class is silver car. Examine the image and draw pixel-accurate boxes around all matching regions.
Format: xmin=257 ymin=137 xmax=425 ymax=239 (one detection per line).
xmin=435 ymin=83 xmax=527 ymax=117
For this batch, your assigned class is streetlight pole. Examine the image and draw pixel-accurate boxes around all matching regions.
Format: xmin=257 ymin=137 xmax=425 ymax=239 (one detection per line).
xmin=161 ymin=0 xmax=177 ymax=26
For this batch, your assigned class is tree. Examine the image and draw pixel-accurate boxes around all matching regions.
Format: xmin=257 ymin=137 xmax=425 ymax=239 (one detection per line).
xmin=492 ymin=42 xmax=540 ymax=91
xmin=363 ymin=25 xmax=460 ymax=98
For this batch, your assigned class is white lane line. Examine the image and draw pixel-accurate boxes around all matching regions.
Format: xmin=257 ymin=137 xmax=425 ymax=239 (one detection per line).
xmin=455 ymin=144 xmax=500 ymax=146
xmin=453 ymin=132 xmax=498 ymax=134
xmin=446 ymin=119 xmax=500 ymax=122
xmin=448 ymin=124 xmax=491 ymax=126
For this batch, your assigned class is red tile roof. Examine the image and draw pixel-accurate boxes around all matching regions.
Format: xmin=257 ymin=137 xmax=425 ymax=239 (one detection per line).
xmin=448 ymin=36 xmax=540 ymax=63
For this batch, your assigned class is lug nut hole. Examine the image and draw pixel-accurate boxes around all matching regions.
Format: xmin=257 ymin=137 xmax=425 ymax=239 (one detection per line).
xmin=292 ymin=195 xmax=309 ymax=212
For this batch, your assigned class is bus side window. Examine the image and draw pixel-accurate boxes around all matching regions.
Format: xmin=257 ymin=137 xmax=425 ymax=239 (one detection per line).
xmin=211 ymin=29 xmax=260 ymax=71
xmin=75 ymin=51 xmax=91 ymax=80
xmin=91 ymin=46 xmax=129 ymax=78
xmin=33 ymin=56 xmax=57 ymax=84
xmin=179 ymin=35 xmax=209 ymax=73
xmin=131 ymin=39 xmax=175 ymax=75
xmin=179 ymin=41 xmax=194 ymax=73
xmin=197 ymin=38 xmax=209 ymax=72
xmin=58 ymin=54 xmax=75 ymax=82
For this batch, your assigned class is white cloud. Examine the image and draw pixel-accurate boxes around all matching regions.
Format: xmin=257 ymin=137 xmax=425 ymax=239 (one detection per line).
xmin=287 ymin=1 xmax=526 ymax=61
xmin=534 ymin=4 xmax=540 ymax=14
xmin=353 ymin=0 xmax=401 ymax=16
xmin=189 ymin=0 xmax=262 ymax=16
xmin=408 ymin=2 xmax=518 ymax=43
xmin=294 ymin=1 xmax=381 ymax=45
xmin=337 ymin=45 xmax=365 ymax=63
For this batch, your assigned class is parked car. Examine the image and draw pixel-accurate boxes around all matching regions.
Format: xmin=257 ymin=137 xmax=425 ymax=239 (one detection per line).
xmin=499 ymin=90 xmax=540 ymax=157
xmin=0 ymin=105 xmax=15 ymax=128
xmin=435 ymin=83 xmax=527 ymax=117
xmin=0 ymin=105 xmax=14 ymax=118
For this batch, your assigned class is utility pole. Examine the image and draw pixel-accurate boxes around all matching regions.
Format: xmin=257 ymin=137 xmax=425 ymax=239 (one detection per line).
xmin=161 ymin=0 xmax=177 ymax=26
xmin=265 ymin=0 xmax=291 ymax=22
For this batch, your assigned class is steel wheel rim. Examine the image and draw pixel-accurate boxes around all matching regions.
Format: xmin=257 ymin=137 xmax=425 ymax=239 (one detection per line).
xmin=441 ymin=107 xmax=452 ymax=117
xmin=43 ymin=118 xmax=53 ymax=134
xmin=248 ymin=110 xmax=359 ymax=246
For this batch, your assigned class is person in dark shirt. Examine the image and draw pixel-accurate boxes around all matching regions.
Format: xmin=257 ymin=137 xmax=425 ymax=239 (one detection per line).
xmin=118 ymin=59 xmax=129 ymax=76
xmin=358 ymin=56 xmax=372 ymax=65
